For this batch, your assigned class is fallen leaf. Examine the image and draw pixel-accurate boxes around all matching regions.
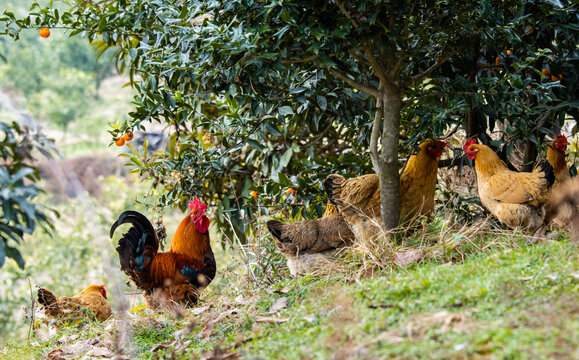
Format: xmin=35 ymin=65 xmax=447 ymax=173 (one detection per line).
xmin=394 ymin=249 xmax=425 ymax=267
xmin=202 ymin=320 xmax=215 ymax=340
xmin=280 ymin=285 xmax=291 ymax=293
xmin=151 ymin=342 xmax=171 ymax=352
xmin=174 ymin=340 xmax=192 ymax=351
xmin=570 ymin=272 xmax=579 ymax=279
xmin=56 ymin=334 xmax=79 ymax=345
xmin=255 ymin=316 xmax=289 ymax=324
xmin=45 ymin=349 xmax=65 ymax=360
xmin=268 ymin=297 xmax=289 ymax=314
xmin=190 ymin=305 xmax=210 ymax=316
xmin=546 ymin=274 xmax=558 ymax=281
xmin=519 ymin=276 xmax=533 ymax=282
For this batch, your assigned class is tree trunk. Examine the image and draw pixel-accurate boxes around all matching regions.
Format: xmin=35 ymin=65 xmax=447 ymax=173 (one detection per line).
xmin=521 ymin=139 xmax=537 ymax=172
xmin=378 ymin=91 xmax=401 ymax=230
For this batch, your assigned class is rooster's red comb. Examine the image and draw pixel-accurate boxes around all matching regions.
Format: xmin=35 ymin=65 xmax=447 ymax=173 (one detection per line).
xmin=556 ymin=134 xmax=567 ymax=142
xmin=188 ymin=197 xmax=207 ymax=213
xmin=463 ymin=138 xmax=477 ymax=151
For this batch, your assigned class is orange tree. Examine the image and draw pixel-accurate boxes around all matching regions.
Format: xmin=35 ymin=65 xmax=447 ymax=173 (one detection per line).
xmin=2 ymin=0 xmax=576 ymax=238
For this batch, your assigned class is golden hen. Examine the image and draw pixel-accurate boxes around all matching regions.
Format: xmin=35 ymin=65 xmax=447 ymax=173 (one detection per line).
xmin=463 ymin=138 xmax=555 ymax=232
xmin=324 ymin=138 xmax=447 ymax=240
xmin=37 ymin=285 xmax=111 ymax=322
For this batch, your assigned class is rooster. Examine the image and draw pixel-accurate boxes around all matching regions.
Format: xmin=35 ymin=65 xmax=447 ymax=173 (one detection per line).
xmin=37 ymin=285 xmax=111 ymax=322
xmin=324 ymin=139 xmax=447 ymax=240
xmin=110 ymin=197 xmax=216 ymax=309
xmin=545 ymin=135 xmax=576 ymax=228
xmin=267 ymin=202 xmax=355 ymax=276
xmin=463 ymin=138 xmax=555 ymax=232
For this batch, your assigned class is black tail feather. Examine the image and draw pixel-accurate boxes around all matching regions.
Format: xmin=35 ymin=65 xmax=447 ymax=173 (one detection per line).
xmin=535 ymin=159 xmax=556 ymax=188
xmin=111 ymin=211 xmax=159 ymax=279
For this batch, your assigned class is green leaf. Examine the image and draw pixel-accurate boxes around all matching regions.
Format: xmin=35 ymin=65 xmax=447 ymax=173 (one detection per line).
xmin=278 ymin=173 xmax=293 ymax=187
xmin=5 ymin=245 xmax=25 ymax=269
xmin=278 ymin=106 xmax=293 ymax=116
xmin=280 ymin=147 xmax=293 ymax=168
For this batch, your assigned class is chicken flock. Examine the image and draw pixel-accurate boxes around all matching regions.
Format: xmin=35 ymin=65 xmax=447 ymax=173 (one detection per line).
xmin=36 ymin=135 xmax=577 ymax=323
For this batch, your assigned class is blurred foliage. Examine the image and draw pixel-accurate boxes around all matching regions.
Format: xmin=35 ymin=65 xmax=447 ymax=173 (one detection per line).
xmin=0 ymin=0 xmax=115 ymax=129
xmin=0 ymin=0 xmax=577 ymax=238
xmin=0 ymin=175 xmax=146 ymax=343
xmin=0 ymin=120 xmax=56 ymax=269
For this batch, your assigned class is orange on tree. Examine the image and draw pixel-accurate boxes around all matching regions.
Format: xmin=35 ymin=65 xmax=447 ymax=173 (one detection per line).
xmin=115 ymin=137 xmax=126 ymax=146
xmin=39 ymin=27 xmax=50 ymax=38
xmin=495 ymin=56 xmax=502 ymax=66
xmin=250 ymin=191 xmax=258 ymax=200
xmin=542 ymin=68 xmax=551 ymax=77
xmin=506 ymin=49 xmax=512 ymax=55
xmin=286 ymin=188 xmax=297 ymax=197
xmin=551 ymin=75 xmax=560 ymax=82
xmin=123 ymin=131 xmax=134 ymax=141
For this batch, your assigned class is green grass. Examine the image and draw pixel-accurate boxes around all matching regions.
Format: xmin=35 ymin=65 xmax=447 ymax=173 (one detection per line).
xmin=3 ymin=236 xmax=577 ymax=359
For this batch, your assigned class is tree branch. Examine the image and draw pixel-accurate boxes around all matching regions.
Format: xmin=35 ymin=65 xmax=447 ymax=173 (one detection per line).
xmin=334 ymin=0 xmax=358 ymax=28
xmin=280 ymin=54 xmax=320 ymax=64
xmin=328 ymin=68 xmax=382 ymax=98
xmin=364 ymin=42 xmax=391 ymax=89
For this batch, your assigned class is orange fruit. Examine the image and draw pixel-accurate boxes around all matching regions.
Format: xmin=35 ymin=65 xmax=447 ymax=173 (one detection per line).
xmin=286 ymin=188 xmax=297 ymax=197
xmin=495 ymin=57 xmax=502 ymax=66
xmin=528 ymin=28 xmax=534 ymax=34
xmin=434 ymin=56 xmax=442 ymax=63
xmin=39 ymin=27 xmax=50 ymax=38
xmin=558 ymin=74 xmax=563 ymax=80
xmin=542 ymin=68 xmax=551 ymax=77
xmin=250 ymin=191 xmax=258 ymax=200
xmin=123 ymin=131 xmax=134 ymax=141
xmin=551 ymin=75 xmax=559 ymax=82
xmin=506 ymin=50 xmax=512 ymax=55
xmin=115 ymin=137 xmax=125 ymax=146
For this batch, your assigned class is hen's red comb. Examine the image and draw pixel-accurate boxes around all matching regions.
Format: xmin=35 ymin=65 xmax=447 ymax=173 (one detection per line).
xmin=188 ymin=197 xmax=207 ymax=213
xmin=463 ymin=138 xmax=477 ymax=151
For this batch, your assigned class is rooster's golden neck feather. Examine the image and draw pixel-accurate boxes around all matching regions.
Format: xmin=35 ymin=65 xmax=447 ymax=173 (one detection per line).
xmin=169 ymin=213 xmax=211 ymax=259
